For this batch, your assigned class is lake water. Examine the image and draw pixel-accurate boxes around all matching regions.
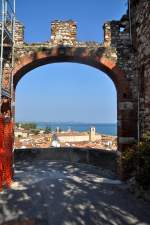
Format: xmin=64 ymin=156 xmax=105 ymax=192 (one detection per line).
xmin=37 ymin=122 xmax=117 ymax=136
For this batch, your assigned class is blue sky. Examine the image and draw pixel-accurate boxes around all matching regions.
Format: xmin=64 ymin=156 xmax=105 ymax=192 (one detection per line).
xmin=15 ymin=0 xmax=127 ymax=123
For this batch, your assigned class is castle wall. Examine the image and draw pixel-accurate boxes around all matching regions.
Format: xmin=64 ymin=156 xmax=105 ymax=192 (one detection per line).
xmin=2 ymin=11 xmax=147 ymax=151
xmin=130 ymin=0 xmax=150 ymax=135
xmin=51 ymin=20 xmax=77 ymax=46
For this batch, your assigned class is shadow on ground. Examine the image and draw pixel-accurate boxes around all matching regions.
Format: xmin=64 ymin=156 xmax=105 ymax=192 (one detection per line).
xmin=0 ymin=160 xmax=150 ymax=225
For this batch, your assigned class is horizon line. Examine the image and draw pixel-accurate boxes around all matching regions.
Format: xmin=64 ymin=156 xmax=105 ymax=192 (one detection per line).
xmin=16 ymin=120 xmax=117 ymax=124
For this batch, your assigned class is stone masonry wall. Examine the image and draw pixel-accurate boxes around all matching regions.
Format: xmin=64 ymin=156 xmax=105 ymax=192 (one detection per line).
xmin=1 ymin=18 xmax=140 ymax=150
xmin=2 ymin=21 xmax=25 ymax=92
xmin=103 ymin=16 xmax=138 ymax=100
xmin=51 ymin=20 xmax=77 ymax=46
xmin=130 ymin=0 xmax=150 ymax=136
xmin=103 ymin=16 xmax=138 ymax=143
xmin=15 ymin=21 xmax=25 ymax=46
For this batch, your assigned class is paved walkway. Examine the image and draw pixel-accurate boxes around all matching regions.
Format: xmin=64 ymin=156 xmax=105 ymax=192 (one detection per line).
xmin=0 ymin=160 xmax=150 ymax=225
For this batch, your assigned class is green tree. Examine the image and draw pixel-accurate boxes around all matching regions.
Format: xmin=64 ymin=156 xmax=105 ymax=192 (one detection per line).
xmin=21 ymin=123 xmax=37 ymax=130
xmin=15 ymin=122 xmax=20 ymax=128
xmin=44 ymin=127 xmax=51 ymax=134
xmin=31 ymin=129 xmax=40 ymax=135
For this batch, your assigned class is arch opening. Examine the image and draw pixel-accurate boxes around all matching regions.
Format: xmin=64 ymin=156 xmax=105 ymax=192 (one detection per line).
xmin=15 ymin=62 xmax=117 ymax=151
xmin=11 ymin=49 xmax=135 ymax=154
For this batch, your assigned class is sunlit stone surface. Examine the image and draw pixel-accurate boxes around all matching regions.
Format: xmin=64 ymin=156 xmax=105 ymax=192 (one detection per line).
xmin=0 ymin=160 xmax=150 ymax=225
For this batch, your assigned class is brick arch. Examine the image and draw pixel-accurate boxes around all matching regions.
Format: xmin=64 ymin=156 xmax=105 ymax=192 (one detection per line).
xmin=13 ymin=47 xmax=130 ymax=100
xmin=12 ymin=47 xmax=137 ymax=154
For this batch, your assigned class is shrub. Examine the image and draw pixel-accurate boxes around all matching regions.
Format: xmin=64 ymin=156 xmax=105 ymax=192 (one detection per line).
xmin=122 ymin=145 xmax=137 ymax=179
xmin=122 ymin=134 xmax=150 ymax=189
xmin=136 ymin=135 xmax=150 ymax=188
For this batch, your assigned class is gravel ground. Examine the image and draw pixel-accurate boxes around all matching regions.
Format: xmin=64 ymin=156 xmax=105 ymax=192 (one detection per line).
xmin=0 ymin=160 xmax=150 ymax=225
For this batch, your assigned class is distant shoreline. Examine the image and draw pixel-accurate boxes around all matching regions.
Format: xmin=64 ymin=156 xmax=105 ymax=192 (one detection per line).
xmin=17 ymin=121 xmax=117 ymax=125
xmin=16 ymin=122 xmax=117 ymax=136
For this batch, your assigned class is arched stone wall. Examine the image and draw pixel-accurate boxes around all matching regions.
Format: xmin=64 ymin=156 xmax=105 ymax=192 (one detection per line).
xmin=0 ymin=18 xmax=140 ymax=186
xmin=12 ymin=47 xmax=137 ymax=152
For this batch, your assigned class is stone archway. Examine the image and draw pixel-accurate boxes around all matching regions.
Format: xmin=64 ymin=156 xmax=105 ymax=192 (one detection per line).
xmin=12 ymin=46 xmax=136 ymax=152
xmin=0 ymin=19 xmax=138 ymax=185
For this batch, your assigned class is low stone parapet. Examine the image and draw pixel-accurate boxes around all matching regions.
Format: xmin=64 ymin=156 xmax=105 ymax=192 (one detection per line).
xmin=14 ymin=147 xmax=117 ymax=174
